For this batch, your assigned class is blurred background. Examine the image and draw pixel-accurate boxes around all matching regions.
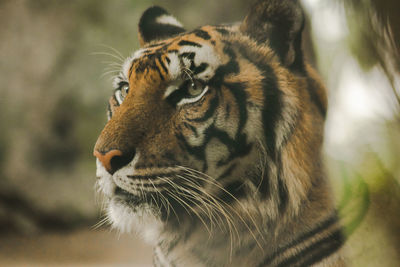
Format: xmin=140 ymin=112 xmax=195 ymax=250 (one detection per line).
xmin=0 ymin=0 xmax=398 ymax=266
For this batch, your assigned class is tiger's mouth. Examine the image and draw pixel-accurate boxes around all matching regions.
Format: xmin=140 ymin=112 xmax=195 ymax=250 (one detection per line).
xmin=110 ymin=171 xmax=195 ymax=223
xmin=114 ymin=186 xmax=145 ymax=206
xmin=110 ymin=169 xmax=186 ymax=208
xmin=108 ymin=166 xmax=215 ymax=220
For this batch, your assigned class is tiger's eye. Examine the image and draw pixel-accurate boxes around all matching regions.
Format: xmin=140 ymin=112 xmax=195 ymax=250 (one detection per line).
xmin=121 ymin=84 xmax=129 ymax=98
xmin=187 ymin=81 xmax=203 ymax=97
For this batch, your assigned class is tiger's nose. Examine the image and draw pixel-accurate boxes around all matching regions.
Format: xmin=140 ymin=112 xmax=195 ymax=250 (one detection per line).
xmin=93 ymin=149 xmax=135 ymax=174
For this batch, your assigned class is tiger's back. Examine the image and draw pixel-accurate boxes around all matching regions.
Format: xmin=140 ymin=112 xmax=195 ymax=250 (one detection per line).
xmin=94 ymin=0 xmax=345 ymax=266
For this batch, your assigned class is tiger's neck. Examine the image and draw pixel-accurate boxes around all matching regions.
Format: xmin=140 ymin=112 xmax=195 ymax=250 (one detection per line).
xmin=256 ymin=213 xmax=345 ymax=267
xmin=152 ymin=144 xmax=345 ymax=266
xmin=152 ymin=187 xmax=345 ymax=267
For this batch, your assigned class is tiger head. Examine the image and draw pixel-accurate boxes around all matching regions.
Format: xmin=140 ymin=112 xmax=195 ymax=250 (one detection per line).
xmin=94 ymin=0 xmax=328 ymax=242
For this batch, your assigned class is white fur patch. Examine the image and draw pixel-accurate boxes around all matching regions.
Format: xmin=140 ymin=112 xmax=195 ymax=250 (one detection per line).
xmin=116 ymin=43 xmax=221 ymax=95
xmin=96 ymin=159 xmax=115 ymax=197
xmin=167 ymin=52 xmax=181 ymax=80
xmin=96 ymin=150 xmax=165 ymax=242
xmin=156 ymin=14 xmax=183 ymax=28
xmin=192 ymin=44 xmax=220 ymax=80
xmin=112 ymin=48 xmax=148 ymax=88
xmin=108 ymin=199 xmax=163 ymax=245
xmin=178 ymin=44 xmax=220 ymax=81
xmin=164 ymin=84 xmax=179 ymax=99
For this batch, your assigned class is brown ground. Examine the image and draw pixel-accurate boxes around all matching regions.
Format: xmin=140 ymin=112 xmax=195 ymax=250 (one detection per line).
xmin=0 ymin=229 xmax=153 ymax=267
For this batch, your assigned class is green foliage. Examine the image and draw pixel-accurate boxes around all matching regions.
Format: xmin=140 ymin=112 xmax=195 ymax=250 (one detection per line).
xmin=337 ymin=169 xmax=370 ymax=237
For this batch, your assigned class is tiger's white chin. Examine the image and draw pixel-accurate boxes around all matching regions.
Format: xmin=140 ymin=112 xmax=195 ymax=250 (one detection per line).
xmin=107 ymin=197 xmax=163 ymax=246
xmin=96 ymin=159 xmax=164 ymax=245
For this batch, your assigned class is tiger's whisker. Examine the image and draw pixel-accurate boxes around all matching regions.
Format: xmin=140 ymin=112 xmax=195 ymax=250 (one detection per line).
xmin=90 ymin=51 xmax=124 ymax=63
xmin=158 ymin=176 xmax=213 ymax=236
xmin=96 ymin=44 xmax=125 ymax=61
xmin=177 ymin=167 xmax=265 ymax=250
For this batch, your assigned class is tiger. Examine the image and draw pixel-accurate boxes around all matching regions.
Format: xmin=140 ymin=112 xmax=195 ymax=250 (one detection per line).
xmin=93 ymin=0 xmax=345 ymax=266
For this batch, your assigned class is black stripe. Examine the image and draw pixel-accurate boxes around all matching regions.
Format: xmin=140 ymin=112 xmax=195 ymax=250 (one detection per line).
xmin=193 ymin=29 xmax=211 ymax=40
xmin=291 ymin=215 xmax=339 ymax=249
xmin=181 ymin=103 xmax=251 ymax=172
xmin=187 ymin=93 xmax=219 ymax=122
xmin=215 ymin=28 xmax=230 ymax=35
xmin=205 ymin=125 xmax=253 ymax=167
xmin=259 ymin=75 xmax=281 ymax=199
xmin=192 ymin=63 xmax=208 ymax=74
xmin=107 ymin=102 xmax=112 ymax=118
xmin=277 ymin=230 xmax=344 ymax=267
xmin=146 ymin=43 xmax=163 ymax=48
xmin=225 ymin=103 xmax=231 ymax=119
xmin=158 ymin=57 xmax=169 ymax=74
xmin=235 ymin=42 xmax=282 ymax=157
xmin=261 ymin=74 xmax=282 ymax=158
xmin=235 ymin=40 xmax=303 ymax=149
xmin=275 ymin=153 xmax=288 ymax=213
xmin=141 ymin=54 xmax=164 ymax=81
xmin=238 ymin=46 xmax=283 ymax=199
xmin=257 ymin=214 xmax=339 ymax=267
xmin=224 ymin=82 xmax=247 ymax=138
xmin=127 ymin=173 xmax=181 ymax=180
xmin=277 ymin=167 xmax=288 ymax=212
xmin=129 ymin=59 xmax=138 ymax=79
xmin=178 ymin=40 xmax=202 ymax=47
xmin=279 ymin=111 xmax=302 ymax=150
xmin=175 ymin=132 xmax=207 ymax=169
xmin=155 ymin=64 xmax=165 ymax=81
xmin=179 ymin=52 xmax=195 ymax=60
xmin=217 ymin=163 xmax=237 ymax=180
xmin=134 ymin=163 xmax=177 ymax=169
xmin=218 ymin=180 xmax=247 ymax=205
xmin=298 ymin=232 xmax=343 ymax=267
xmin=208 ymin=44 xmax=239 ymax=87
xmin=183 ymin=122 xmax=198 ymax=137
xmin=135 ymin=60 xmax=147 ymax=74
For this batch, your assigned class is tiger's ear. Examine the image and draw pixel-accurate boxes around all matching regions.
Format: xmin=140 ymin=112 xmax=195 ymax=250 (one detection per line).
xmin=138 ymin=6 xmax=186 ymax=47
xmin=240 ymin=0 xmax=305 ymax=70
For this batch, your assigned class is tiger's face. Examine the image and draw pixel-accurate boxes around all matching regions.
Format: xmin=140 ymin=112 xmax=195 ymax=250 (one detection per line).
xmin=94 ymin=3 xmax=325 ymax=240
xmin=95 ymin=25 xmax=265 ymax=232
